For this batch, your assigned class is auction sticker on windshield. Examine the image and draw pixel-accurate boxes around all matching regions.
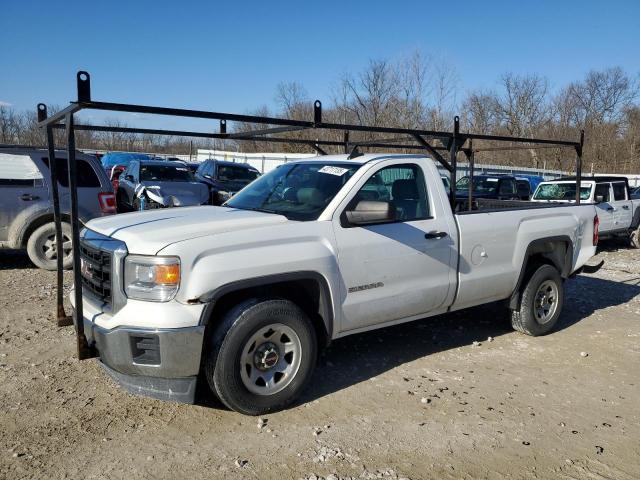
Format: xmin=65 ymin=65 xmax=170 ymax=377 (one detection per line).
xmin=319 ymin=166 xmax=350 ymax=176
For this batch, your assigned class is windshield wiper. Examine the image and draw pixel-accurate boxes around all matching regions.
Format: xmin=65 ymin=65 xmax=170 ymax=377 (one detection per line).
xmin=231 ymin=206 xmax=279 ymax=214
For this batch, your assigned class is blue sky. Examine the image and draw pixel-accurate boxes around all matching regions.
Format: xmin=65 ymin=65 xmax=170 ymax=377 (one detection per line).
xmin=1 ymin=0 xmax=639 ymax=130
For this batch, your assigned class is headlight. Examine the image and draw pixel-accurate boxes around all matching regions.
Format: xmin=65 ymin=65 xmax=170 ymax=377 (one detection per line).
xmin=124 ymin=255 xmax=180 ymax=302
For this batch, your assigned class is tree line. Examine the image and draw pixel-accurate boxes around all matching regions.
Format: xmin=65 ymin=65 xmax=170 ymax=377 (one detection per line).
xmin=2 ymin=52 xmax=639 ymax=173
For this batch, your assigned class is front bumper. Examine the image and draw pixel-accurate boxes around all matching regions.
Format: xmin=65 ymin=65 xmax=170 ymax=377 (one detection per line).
xmin=79 ymin=312 xmax=205 ymax=404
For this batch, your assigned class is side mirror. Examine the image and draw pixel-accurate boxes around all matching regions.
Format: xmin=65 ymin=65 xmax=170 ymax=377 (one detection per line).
xmin=595 ymin=195 xmax=604 ymax=203
xmin=345 ymin=201 xmax=394 ymax=225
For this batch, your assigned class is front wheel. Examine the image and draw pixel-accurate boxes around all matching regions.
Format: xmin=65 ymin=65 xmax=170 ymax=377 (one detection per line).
xmin=204 ymin=298 xmax=317 ymax=415
xmin=511 ymin=264 xmax=564 ymax=336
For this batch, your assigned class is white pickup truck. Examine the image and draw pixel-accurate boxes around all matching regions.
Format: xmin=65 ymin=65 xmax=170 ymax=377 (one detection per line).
xmin=75 ymin=154 xmax=600 ymax=415
xmin=532 ymin=176 xmax=640 ymax=248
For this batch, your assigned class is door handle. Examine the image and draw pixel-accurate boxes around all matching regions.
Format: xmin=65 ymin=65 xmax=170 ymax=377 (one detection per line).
xmin=622 ymin=205 xmax=630 ymax=210
xmin=606 ymin=207 xmax=614 ymax=211
xmin=425 ymin=231 xmax=448 ymax=239
xmin=19 ymin=194 xmax=39 ymax=201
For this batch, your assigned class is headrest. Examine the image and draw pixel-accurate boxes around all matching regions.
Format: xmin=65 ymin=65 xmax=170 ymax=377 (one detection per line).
xmin=297 ymin=187 xmax=325 ymax=207
xmin=392 ymin=179 xmax=419 ymax=200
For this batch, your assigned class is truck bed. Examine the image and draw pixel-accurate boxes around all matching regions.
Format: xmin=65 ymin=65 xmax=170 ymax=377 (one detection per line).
xmin=452 ymin=203 xmax=598 ymax=311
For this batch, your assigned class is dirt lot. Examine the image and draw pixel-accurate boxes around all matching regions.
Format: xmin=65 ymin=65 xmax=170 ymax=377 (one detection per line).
xmin=0 ymin=244 xmax=638 ymax=480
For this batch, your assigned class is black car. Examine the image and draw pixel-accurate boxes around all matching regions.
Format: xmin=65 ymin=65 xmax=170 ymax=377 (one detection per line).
xmin=195 ymin=160 xmax=260 ymax=205
xmin=455 ymin=174 xmax=520 ymax=200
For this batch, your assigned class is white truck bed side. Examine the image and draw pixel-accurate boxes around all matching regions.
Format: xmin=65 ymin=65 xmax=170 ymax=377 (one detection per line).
xmin=452 ymin=206 xmax=597 ymax=311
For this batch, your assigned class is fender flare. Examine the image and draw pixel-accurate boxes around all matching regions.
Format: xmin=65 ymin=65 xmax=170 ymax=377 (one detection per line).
xmin=8 ymin=205 xmax=66 ymax=248
xmin=508 ymin=235 xmax=573 ymax=310
xmin=197 ymin=271 xmax=335 ymax=340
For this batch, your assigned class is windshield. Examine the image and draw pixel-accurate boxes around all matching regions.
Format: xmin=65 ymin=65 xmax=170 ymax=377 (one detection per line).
xmin=140 ymin=164 xmax=194 ymax=182
xmin=456 ymin=176 xmax=500 ymax=194
xmin=217 ymin=165 xmax=260 ymax=182
xmin=225 ymin=162 xmax=360 ymax=220
xmin=533 ymin=183 xmax=592 ymax=201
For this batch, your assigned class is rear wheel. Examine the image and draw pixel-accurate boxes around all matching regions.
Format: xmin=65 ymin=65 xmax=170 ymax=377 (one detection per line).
xmin=511 ymin=264 xmax=564 ymax=336
xmin=26 ymin=221 xmax=73 ymax=270
xmin=204 ymin=298 xmax=317 ymax=415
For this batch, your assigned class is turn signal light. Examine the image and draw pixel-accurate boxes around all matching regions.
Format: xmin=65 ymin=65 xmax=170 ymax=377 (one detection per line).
xmin=155 ymin=264 xmax=180 ymax=285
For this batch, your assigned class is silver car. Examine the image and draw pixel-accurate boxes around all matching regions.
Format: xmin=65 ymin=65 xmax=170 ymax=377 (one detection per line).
xmin=116 ymin=160 xmax=209 ymax=211
xmin=0 ymin=147 xmax=115 ymax=270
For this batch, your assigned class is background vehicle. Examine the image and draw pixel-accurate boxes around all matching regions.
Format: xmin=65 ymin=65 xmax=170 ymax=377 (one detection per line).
xmin=117 ymin=159 xmax=209 ymax=210
xmin=0 ymin=147 xmax=115 ymax=269
xmin=454 ymin=174 xmax=521 ymax=209
xmin=532 ymin=176 xmax=640 ymax=246
xmin=108 ymin=164 xmax=127 ymax=192
xmin=515 ymin=175 xmax=545 ymax=200
xmin=101 ymin=152 xmax=153 ymax=176
xmin=195 ymin=159 xmax=260 ymax=205
xmin=170 ymin=160 xmax=201 ymax=174
xmin=76 ymin=154 xmax=599 ymax=414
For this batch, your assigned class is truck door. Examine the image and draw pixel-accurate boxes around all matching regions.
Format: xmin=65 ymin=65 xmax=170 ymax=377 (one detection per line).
xmin=611 ymin=181 xmax=632 ymax=228
xmin=0 ymin=153 xmax=48 ymax=242
xmin=332 ymin=161 xmax=456 ymax=332
xmin=594 ymin=183 xmax=614 ymax=232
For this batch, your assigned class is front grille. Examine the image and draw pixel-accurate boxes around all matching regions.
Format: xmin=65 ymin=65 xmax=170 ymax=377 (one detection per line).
xmin=79 ymin=241 xmax=112 ymax=304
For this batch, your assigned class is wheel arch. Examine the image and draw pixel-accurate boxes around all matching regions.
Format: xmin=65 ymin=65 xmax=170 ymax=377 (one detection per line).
xmin=12 ymin=211 xmax=71 ymax=248
xmin=631 ymin=207 xmax=640 ymax=229
xmin=508 ymin=235 xmax=573 ymax=310
xmin=198 ymin=271 xmax=335 ymax=347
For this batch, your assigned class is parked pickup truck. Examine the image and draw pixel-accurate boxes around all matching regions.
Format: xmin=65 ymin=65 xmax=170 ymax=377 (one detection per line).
xmin=532 ymin=176 xmax=640 ymax=248
xmin=73 ymin=154 xmax=600 ymax=415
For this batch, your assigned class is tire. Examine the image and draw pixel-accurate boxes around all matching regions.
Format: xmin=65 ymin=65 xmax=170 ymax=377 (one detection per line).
xmin=629 ymin=227 xmax=640 ymax=249
xmin=204 ymin=298 xmax=317 ymax=415
xmin=26 ymin=222 xmax=73 ymax=271
xmin=116 ymin=189 xmax=129 ymax=212
xmin=511 ymin=264 xmax=564 ymax=336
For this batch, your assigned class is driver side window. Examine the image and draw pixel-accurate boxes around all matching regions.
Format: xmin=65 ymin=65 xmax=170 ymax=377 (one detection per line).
xmin=354 ymin=164 xmax=430 ymax=221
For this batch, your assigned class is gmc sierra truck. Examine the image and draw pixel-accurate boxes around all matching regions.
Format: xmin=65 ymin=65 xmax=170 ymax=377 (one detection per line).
xmin=74 ymin=154 xmax=600 ymax=415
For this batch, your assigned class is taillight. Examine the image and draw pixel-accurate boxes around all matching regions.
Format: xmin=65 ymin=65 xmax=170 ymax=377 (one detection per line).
xmin=98 ymin=192 xmax=117 ymax=214
xmin=593 ymin=215 xmax=599 ymax=246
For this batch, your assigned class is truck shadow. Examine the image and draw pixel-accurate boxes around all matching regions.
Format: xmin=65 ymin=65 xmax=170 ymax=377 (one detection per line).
xmin=301 ymin=275 xmax=639 ymax=404
xmin=195 ymin=274 xmax=639 ymax=410
xmin=0 ymin=250 xmax=34 ymax=270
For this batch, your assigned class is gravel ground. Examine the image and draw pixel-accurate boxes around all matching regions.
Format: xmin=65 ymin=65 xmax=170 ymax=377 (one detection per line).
xmin=0 ymin=243 xmax=638 ymax=480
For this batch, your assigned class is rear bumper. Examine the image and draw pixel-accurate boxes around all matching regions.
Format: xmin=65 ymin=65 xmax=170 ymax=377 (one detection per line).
xmin=80 ymin=315 xmax=205 ymax=404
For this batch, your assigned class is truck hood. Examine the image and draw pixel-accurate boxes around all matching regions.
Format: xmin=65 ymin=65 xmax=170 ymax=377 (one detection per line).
xmin=85 ymin=206 xmax=290 ymax=254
